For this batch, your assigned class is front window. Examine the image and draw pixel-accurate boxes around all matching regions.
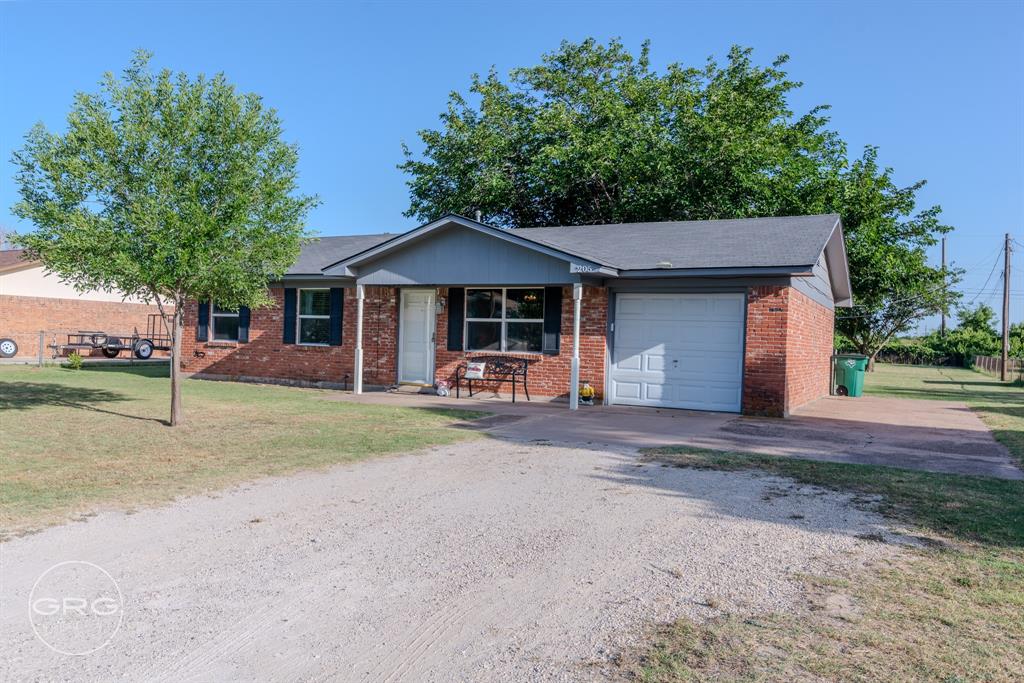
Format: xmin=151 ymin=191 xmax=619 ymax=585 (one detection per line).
xmin=465 ymin=288 xmax=544 ymax=353
xmin=211 ymin=303 xmax=239 ymax=341
xmin=298 ymin=289 xmax=331 ymax=345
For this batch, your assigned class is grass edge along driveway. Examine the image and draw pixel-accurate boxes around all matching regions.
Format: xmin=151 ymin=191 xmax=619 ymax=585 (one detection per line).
xmin=1 ymin=365 xmax=484 ymax=538
xmin=629 ymin=363 xmax=1024 ymax=682
xmin=864 ymin=363 xmax=1024 ymax=469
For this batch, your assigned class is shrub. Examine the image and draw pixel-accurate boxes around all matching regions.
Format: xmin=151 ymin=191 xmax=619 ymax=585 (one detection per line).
xmin=66 ymin=352 xmax=83 ymax=370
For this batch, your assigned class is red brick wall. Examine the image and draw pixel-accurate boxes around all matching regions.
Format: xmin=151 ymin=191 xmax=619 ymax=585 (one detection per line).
xmin=179 ymin=283 xmax=832 ymax=415
xmin=433 ymin=286 xmax=608 ymax=400
xmin=742 ymin=285 xmax=834 ymax=416
xmin=742 ymin=286 xmax=790 ymax=416
xmin=181 ymin=286 xmax=397 ymax=387
xmin=784 ymin=288 xmax=835 ymax=412
xmin=0 ymin=294 xmax=167 ymax=359
xmin=182 ymin=285 xmax=608 ymax=398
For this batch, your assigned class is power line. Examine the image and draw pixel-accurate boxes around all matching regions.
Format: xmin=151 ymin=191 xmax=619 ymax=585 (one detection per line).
xmin=966 ymin=244 xmax=1005 ymax=307
xmin=954 ymin=243 xmax=1005 ymax=272
xmin=982 ymin=271 xmax=1004 ymax=306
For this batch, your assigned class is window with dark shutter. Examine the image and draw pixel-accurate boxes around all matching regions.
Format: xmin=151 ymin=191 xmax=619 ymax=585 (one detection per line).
xmin=329 ymin=288 xmax=343 ymax=346
xmin=542 ymin=286 xmax=563 ymax=354
xmin=196 ymin=302 xmax=209 ymax=342
xmin=282 ymin=288 xmax=297 ymax=344
xmin=447 ymin=287 xmax=465 ymax=351
xmin=237 ymin=306 xmax=251 ymax=343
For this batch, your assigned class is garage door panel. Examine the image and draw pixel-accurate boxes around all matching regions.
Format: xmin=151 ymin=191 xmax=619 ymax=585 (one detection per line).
xmin=616 ymin=324 xmax=648 ymax=346
xmin=645 ymin=384 xmax=665 ymax=401
xmin=672 ymin=322 xmax=742 ymax=350
xmin=645 ymin=354 xmax=667 ymax=372
xmin=676 ymin=355 xmax=738 ymax=378
xmin=614 ymin=350 xmax=643 ymax=371
xmin=677 ymin=298 xmax=708 ymax=317
xmin=644 ymin=297 xmax=680 ymax=318
xmin=611 ymin=293 xmax=744 ymax=413
xmin=612 ymin=380 xmax=641 ymax=400
xmin=705 ymin=323 xmax=744 ymax=349
xmin=615 ymin=296 xmax=647 ymax=317
xmin=702 ymin=385 xmax=742 ymax=407
xmin=711 ymin=296 xmax=745 ymax=319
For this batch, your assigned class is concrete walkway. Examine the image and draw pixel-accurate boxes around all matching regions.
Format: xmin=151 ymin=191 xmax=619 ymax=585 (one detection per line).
xmin=328 ymin=390 xmax=1022 ymax=480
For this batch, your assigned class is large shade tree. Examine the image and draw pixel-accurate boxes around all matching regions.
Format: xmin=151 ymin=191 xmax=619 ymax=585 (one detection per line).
xmin=12 ymin=51 xmax=318 ymax=425
xmin=400 ymin=38 xmax=959 ymax=364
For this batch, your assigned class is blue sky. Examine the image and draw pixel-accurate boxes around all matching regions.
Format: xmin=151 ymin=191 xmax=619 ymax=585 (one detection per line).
xmin=1 ymin=0 xmax=1022 ymax=329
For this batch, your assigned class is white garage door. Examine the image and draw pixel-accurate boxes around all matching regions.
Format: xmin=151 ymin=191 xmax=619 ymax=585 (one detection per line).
xmin=609 ymin=292 xmax=745 ymax=412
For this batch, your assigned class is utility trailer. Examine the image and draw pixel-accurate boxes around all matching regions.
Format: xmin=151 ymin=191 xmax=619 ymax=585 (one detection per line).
xmin=51 ymin=314 xmax=172 ymax=359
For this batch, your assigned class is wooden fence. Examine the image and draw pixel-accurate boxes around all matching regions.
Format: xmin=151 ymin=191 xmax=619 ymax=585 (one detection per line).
xmin=974 ymin=355 xmax=1024 ymax=382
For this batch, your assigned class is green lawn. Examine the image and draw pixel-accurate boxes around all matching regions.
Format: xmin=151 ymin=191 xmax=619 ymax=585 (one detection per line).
xmin=864 ymin=363 xmax=1024 ymax=467
xmin=630 ymin=364 xmax=1024 ymax=682
xmin=0 ymin=365 xmax=483 ymax=537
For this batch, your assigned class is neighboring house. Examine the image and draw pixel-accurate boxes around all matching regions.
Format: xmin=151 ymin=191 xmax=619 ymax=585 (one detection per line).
xmin=0 ymin=249 xmax=167 ymax=359
xmin=182 ymin=214 xmax=851 ymax=417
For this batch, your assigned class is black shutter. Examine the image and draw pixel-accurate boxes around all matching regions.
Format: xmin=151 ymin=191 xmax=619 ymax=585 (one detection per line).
xmin=329 ymin=288 xmax=343 ymax=346
xmin=542 ymin=286 xmax=563 ymax=355
xmin=238 ymin=306 xmax=251 ymax=343
xmin=196 ymin=302 xmax=209 ymax=342
xmin=282 ymin=288 xmax=297 ymax=344
xmin=447 ymin=287 xmax=465 ymax=351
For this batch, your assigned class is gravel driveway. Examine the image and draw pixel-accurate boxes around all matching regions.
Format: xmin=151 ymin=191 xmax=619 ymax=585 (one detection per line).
xmin=1 ymin=441 xmax=896 ymax=681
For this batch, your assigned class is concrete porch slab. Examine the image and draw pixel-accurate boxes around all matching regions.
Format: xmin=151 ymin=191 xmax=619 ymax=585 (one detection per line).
xmin=324 ymin=389 xmax=1022 ymax=480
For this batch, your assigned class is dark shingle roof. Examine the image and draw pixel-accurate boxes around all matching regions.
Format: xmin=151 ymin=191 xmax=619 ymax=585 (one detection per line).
xmin=515 ymin=214 xmax=840 ymax=271
xmin=0 ymin=249 xmax=34 ymax=272
xmin=288 ymin=234 xmax=397 ymax=275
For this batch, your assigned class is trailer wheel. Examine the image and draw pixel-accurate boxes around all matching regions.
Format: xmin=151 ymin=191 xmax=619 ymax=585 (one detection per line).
xmin=100 ymin=336 xmax=122 ymax=358
xmin=133 ymin=339 xmax=154 ymax=360
xmin=0 ymin=338 xmax=18 ymax=358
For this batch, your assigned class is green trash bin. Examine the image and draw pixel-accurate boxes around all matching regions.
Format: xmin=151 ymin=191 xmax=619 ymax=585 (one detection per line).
xmin=832 ymin=354 xmax=868 ymax=397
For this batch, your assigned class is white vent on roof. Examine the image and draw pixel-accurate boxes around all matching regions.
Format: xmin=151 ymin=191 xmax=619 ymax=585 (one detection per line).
xmin=656 ymin=260 xmax=673 ymax=268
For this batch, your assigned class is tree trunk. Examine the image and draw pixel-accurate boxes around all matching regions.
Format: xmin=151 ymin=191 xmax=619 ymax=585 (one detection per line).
xmin=169 ymin=308 xmax=184 ymax=426
xmin=867 ymin=354 xmax=876 ymax=372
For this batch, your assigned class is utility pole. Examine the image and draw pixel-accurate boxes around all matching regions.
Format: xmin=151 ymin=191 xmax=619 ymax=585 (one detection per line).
xmin=940 ymin=236 xmax=947 ymax=337
xmin=1002 ymin=233 xmax=1011 ymax=382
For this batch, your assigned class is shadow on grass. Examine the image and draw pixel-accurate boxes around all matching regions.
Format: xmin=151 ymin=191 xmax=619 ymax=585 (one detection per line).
xmin=870 ymin=385 xmax=1024 ymax=404
xmin=0 ymin=381 xmax=167 ymax=424
xmin=922 ymin=379 xmax=1020 ymax=388
xmin=642 ymin=447 xmax=1024 ymax=548
xmin=80 ymin=364 xmax=170 ymax=380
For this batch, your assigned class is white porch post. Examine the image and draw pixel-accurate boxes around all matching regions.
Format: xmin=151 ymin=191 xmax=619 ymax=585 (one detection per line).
xmin=569 ymin=283 xmax=582 ymax=410
xmin=354 ymin=284 xmax=365 ymax=394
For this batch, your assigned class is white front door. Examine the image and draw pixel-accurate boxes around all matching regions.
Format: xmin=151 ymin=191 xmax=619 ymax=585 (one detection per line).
xmin=609 ymin=292 xmax=745 ymax=412
xmin=399 ymin=289 xmax=436 ymax=384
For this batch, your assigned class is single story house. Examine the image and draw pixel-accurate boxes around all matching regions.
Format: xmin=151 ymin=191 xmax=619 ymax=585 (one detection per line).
xmin=182 ymin=213 xmax=851 ymax=416
xmin=0 ymin=248 xmax=167 ymax=360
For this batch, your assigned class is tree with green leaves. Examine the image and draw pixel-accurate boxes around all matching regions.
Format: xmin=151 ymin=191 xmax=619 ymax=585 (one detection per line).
xmin=833 ymin=148 xmax=960 ymax=366
xmin=400 ymin=38 xmax=959 ymax=364
xmin=12 ymin=51 xmax=318 ymax=426
xmin=920 ymin=303 xmax=1001 ymax=365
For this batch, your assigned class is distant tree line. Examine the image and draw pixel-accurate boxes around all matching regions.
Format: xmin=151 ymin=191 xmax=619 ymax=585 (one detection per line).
xmin=838 ymin=303 xmax=1022 ymax=367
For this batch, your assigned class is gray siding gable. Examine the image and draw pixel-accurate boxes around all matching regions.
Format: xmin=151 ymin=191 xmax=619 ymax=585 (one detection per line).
xmin=354 ymin=224 xmax=578 ymax=285
xmin=791 ymin=252 xmax=835 ymax=309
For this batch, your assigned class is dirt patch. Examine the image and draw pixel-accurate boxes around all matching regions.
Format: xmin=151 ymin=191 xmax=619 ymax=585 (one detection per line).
xmin=719 ymin=418 xmax=862 ymax=445
xmin=0 ymin=441 xmax=899 ymax=681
